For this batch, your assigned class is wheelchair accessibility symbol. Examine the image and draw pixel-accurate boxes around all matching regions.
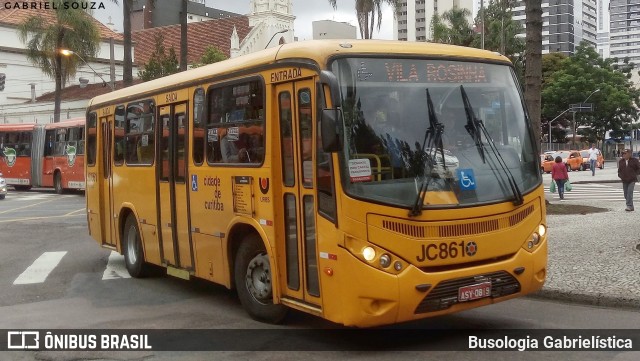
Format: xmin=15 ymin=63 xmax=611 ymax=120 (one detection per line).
xmin=456 ymin=168 xmax=476 ymax=191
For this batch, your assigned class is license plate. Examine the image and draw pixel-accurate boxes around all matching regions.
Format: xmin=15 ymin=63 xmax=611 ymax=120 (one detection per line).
xmin=458 ymin=281 xmax=492 ymax=302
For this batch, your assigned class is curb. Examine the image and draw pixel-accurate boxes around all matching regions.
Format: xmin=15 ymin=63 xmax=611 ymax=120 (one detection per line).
xmin=527 ymin=288 xmax=640 ymax=310
xmin=571 ymin=180 xmax=621 ymax=184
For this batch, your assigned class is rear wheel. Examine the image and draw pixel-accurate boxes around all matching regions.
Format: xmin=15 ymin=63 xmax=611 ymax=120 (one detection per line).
xmin=54 ymin=173 xmax=63 ymax=194
xmin=123 ymin=214 xmax=152 ymax=278
xmin=234 ymin=233 xmax=288 ymax=324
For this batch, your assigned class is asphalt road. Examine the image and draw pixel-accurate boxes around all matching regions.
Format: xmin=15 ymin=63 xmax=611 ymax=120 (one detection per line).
xmin=1 ymin=190 xmax=639 ymax=361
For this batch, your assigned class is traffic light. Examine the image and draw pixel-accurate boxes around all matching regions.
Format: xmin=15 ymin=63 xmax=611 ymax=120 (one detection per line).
xmin=0 ymin=73 xmax=5 ymax=91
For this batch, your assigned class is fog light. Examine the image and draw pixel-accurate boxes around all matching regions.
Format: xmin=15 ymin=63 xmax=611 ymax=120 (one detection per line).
xmin=394 ymin=261 xmax=402 ymax=271
xmin=362 ymin=247 xmax=376 ymax=261
xmin=538 ymin=224 xmax=547 ymax=237
xmin=379 ymin=254 xmax=391 ymax=268
xmin=527 ymin=241 xmax=534 ymax=249
xmin=532 ymin=233 xmax=540 ymax=245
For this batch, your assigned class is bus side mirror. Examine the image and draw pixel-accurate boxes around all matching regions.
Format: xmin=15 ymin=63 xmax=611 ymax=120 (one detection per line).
xmin=321 ymin=108 xmax=342 ymax=152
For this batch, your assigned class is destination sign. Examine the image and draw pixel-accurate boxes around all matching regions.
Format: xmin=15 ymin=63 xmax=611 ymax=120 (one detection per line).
xmin=350 ymin=59 xmax=491 ymax=84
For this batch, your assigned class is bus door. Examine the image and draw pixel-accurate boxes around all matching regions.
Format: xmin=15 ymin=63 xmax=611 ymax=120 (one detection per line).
xmin=100 ymin=115 xmax=116 ymax=247
xmin=275 ymin=79 xmax=321 ymax=307
xmin=157 ymin=103 xmax=193 ymax=271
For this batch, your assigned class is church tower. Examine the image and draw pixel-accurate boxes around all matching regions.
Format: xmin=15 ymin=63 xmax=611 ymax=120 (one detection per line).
xmin=248 ymin=0 xmax=295 ymax=49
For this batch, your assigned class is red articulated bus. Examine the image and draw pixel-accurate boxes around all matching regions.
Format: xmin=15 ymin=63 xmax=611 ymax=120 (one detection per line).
xmin=0 ymin=118 xmax=85 ymax=193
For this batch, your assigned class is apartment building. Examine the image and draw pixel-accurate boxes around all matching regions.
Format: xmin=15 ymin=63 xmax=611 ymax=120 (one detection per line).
xmin=394 ymin=0 xmax=474 ymax=41
xmin=609 ymin=0 xmax=640 ymax=65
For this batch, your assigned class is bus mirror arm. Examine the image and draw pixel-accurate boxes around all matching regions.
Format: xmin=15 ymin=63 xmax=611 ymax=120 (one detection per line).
xmin=321 ymin=108 xmax=342 ymax=152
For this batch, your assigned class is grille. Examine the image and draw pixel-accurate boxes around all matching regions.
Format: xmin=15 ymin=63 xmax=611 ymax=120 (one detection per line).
xmin=380 ymin=204 xmax=535 ymax=238
xmin=414 ymin=271 xmax=521 ymax=314
xmin=382 ymin=220 xmax=426 ymax=238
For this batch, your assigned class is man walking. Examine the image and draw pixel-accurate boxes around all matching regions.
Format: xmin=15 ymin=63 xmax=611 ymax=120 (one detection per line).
xmin=588 ymin=143 xmax=600 ymax=176
xmin=617 ymin=149 xmax=640 ymax=211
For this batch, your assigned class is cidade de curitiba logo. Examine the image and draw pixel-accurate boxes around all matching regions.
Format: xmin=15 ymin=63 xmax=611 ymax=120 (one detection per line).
xmin=4 ymin=2 xmax=107 ymax=10
xmin=66 ymin=144 xmax=77 ymax=167
xmin=2 ymin=147 xmax=17 ymax=167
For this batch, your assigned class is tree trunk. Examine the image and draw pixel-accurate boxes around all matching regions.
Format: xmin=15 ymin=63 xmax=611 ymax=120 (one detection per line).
xmin=524 ymin=0 xmax=542 ymax=151
xmin=54 ymin=53 xmax=62 ymax=123
xmin=123 ymin=0 xmax=133 ymax=86
xmin=180 ymin=0 xmax=188 ymax=71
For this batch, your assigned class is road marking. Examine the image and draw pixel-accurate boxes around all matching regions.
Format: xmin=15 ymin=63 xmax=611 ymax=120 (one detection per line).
xmin=0 ymin=196 xmax=72 ymax=215
xmin=0 ymin=213 xmax=85 ymax=223
xmin=13 ymin=251 xmax=67 ymax=285
xmin=102 ymin=251 xmax=131 ymax=280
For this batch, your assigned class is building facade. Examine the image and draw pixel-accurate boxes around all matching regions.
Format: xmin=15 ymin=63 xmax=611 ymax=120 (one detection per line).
xmin=130 ymin=0 xmax=242 ymax=31
xmin=609 ymin=0 xmax=640 ymax=66
xmin=513 ymin=0 xmax=598 ymax=55
xmin=0 ymin=8 xmax=127 ymax=123
xmin=394 ymin=0 xmax=474 ymax=42
xmin=312 ymin=20 xmax=357 ymax=40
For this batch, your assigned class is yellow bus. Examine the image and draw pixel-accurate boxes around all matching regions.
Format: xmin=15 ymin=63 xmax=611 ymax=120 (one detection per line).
xmin=85 ymin=40 xmax=547 ymax=327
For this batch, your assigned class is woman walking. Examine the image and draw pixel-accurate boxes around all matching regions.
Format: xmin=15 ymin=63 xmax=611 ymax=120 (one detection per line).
xmin=551 ymin=156 xmax=569 ymax=200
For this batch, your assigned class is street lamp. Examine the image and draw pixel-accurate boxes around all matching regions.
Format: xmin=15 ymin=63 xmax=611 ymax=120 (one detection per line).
xmin=548 ymin=89 xmax=600 ymax=150
xmin=265 ymin=29 xmax=288 ymax=49
xmin=59 ymin=49 xmax=114 ymax=91
xmin=572 ymin=88 xmax=600 ymax=148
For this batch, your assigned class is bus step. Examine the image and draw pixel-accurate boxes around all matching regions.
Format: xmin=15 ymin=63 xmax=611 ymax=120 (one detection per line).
xmin=167 ymin=266 xmax=190 ymax=280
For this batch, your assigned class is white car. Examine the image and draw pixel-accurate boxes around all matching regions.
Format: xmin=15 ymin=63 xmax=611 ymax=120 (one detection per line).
xmin=0 ymin=172 xmax=6 ymax=200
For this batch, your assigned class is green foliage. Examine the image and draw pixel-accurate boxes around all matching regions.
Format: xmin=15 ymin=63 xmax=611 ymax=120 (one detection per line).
xmin=138 ymin=33 xmax=179 ymax=81
xmin=431 ymin=8 xmax=474 ymax=46
xmin=542 ymin=42 xmax=640 ymax=145
xmin=190 ymin=46 xmax=227 ymax=68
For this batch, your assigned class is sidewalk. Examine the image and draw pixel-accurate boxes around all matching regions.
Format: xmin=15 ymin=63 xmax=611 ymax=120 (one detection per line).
xmin=534 ymin=165 xmax=640 ymax=309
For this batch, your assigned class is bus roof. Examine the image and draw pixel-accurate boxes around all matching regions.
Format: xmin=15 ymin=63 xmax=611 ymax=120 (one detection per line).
xmin=88 ymin=39 xmax=511 ymax=109
xmin=44 ymin=117 xmax=85 ymax=129
xmin=0 ymin=123 xmax=37 ymax=131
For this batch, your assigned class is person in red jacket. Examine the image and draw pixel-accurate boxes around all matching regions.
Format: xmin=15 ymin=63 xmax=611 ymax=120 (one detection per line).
xmin=617 ymin=149 xmax=640 ymax=211
xmin=551 ymin=156 xmax=569 ymax=200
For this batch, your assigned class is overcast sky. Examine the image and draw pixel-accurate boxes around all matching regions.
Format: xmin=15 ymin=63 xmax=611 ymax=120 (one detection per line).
xmin=92 ymin=0 xmax=394 ymax=40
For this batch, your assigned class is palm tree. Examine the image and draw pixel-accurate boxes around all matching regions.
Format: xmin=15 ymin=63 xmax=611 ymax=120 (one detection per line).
xmin=431 ymin=8 xmax=474 ymax=46
xmin=17 ymin=0 xmax=100 ymax=122
xmin=525 ymin=0 xmax=543 ymax=148
xmin=329 ymin=0 xmax=399 ymax=39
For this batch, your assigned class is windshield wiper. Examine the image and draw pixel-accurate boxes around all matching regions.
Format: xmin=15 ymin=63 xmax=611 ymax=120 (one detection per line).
xmin=459 ymin=85 xmax=524 ymax=205
xmin=409 ymin=89 xmax=448 ymax=217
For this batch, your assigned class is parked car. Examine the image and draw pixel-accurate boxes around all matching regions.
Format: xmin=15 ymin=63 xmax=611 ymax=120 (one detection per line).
xmin=0 ymin=172 xmax=7 ymax=200
xmin=579 ymin=150 xmax=605 ymax=170
xmin=541 ymin=153 xmax=556 ymax=173
xmin=545 ymin=150 xmax=582 ymax=172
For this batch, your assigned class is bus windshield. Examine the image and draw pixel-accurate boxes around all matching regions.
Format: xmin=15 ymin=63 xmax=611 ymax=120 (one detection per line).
xmin=331 ymin=57 xmax=540 ymax=209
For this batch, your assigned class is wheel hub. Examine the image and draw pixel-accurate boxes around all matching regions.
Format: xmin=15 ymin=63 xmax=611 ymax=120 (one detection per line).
xmin=245 ymin=253 xmax=272 ymax=303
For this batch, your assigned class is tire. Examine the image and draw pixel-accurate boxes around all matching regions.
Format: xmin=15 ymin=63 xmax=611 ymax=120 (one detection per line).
xmin=123 ymin=214 xmax=151 ymax=278
xmin=234 ymin=233 xmax=288 ymax=324
xmin=0 ymin=194 xmax=5 ymax=200
xmin=600 ymin=162 xmax=604 ymax=169
xmin=566 ymin=164 xmax=571 ymax=172
xmin=54 ymin=173 xmax=63 ymax=195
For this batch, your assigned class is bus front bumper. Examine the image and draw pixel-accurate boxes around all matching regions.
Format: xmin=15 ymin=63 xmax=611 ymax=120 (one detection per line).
xmin=334 ymin=240 xmax=547 ymax=327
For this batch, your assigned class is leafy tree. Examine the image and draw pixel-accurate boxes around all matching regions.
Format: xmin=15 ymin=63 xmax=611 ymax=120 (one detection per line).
xmin=472 ymin=0 xmax=523 ymax=56
xmin=542 ymin=43 xmax=640 ymax=148
xmin=190 ymin=46 xmax=227 ymax=68
xmin=138 ymin=33 xmax=179 ymax=81
xmin=431 ymin=8 xmax=474 ymax=46
xmin=328 ymin=0 xmax=399 ymax=39
xmin=17 ymin=0 xmax=101 ymax=122
xmin=524 ymin=0 xmax=543 ymax=148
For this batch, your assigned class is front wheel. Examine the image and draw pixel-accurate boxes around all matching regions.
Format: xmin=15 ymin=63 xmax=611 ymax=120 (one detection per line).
xmin=234 ymin=233 xmax=287 ymax=324
xmin=566 ymin=164 xmax=571 ymax=172
xmin=123 ymin=215 xmax=152 ymax=278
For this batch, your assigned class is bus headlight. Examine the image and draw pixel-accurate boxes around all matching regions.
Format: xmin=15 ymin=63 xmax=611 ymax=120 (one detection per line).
xmin=362 ymin=247 xmax=376 ymax=261
xmin=538 ymin=224 xmax=547 ymax=237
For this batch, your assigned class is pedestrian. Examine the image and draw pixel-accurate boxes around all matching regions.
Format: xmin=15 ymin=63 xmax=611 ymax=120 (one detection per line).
xmin=551 ymin=156 xmax=569 ymax=200
xmin=617 ymin=149 xmax=640 ymax=211
xmin=588 ymin=143 xmax=600 ymax=176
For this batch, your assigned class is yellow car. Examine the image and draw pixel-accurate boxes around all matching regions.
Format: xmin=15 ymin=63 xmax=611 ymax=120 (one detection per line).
xmin=580 ymin=150 xmax=604 ymax=170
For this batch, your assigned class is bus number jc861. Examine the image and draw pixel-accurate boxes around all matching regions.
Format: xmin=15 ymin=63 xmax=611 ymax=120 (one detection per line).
xmin=416 ymin=241 xmax=477 ymax=262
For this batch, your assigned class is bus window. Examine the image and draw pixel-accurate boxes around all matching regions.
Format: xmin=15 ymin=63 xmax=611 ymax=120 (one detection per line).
xmin=193 ymin=88 xmax=205 ymax=165
xmin=279 ymin=91 xmax=294 ymax=186
xmin=206 ymin=79 xmax=265 ymax=164
xmin=114 ymin=105 xmax=125 ymax=166
xmin=87 ymin=113 xmax=97 ymax=166
xmin=125 ymin=100 xmax=155 ymax=165
xmin=298 ymin=88 xmax=313 ymax=188
xmin=44 ymin=130 xmax=55 ymax=156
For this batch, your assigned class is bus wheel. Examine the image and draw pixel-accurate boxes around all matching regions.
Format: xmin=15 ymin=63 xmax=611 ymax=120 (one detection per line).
xmin=54 ymin=173 xmax=64 ymax=194
xmin=123 ymin=215 xmax=151 ymax=278
xmin=234 ymin=233 xmax=287 ymax=324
